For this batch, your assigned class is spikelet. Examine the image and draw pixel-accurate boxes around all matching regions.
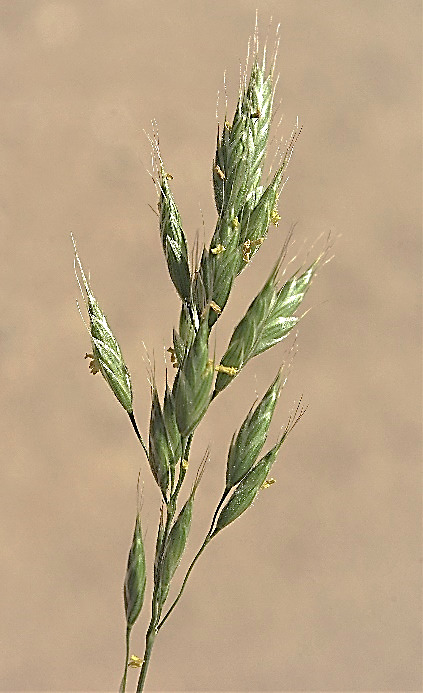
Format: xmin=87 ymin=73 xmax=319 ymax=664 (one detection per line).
xmin=207 ymin=224 xmax=241 ymax=328
xmin=214 ymin=257 xmax=320 ymax=395
xmin=213 ymin=438 xmax=283 ymax=535
xmin=172 ymin=318 xmax=213 ymax=437
xmin=158 ymin=167 xmax=191 ymax=302
xmin=148 ymin=387 xmax=172 ymax=497
xmin=123 ymin=513 xmax=147 ymax=628
xmin=237 ymin=167 xmax=283 ymax=273
xmin=213 ymin=61 xmax=273 ymax=226
xmin=226 ymin=370 xmax=281 ymax=489
xmin=72 ymin=236 xmax=133 ymax=413
xmin=158 ymin=461 xmax=205 ymax=608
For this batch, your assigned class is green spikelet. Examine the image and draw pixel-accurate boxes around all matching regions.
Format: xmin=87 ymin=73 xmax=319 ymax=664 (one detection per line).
xmin=73 ymin=237 xmax=133 ymax=414
xmin=238 ymin=167 xmax=283 ymax=273
xmin=173 ymin=318 xmax=213 ymax=437
xmin=212 ymin=112 xmax=253 ymax=227
xmin=154 ymin=505 xmax=165 ymax=584
xmin=213 ymin=438 xmax=283 ymax=535
xmin=240 ymin=61 xmax=274 ymax=209
xmin=124 ymin=513 xmax=147 ymax=628
xmin=148 ymin=387 xmax=171 ymax=497
xmin=213 ymin=61 xmax=273 ymax=224
xmin=158 ymin=167 xmax=191 ymax=302
xmin=249 ymin=260 xmax=318 ymax=358
xmin=214 ymin=259 xmax=279 ymax=394
xmin=214 ymin=257 xmax=319 ymax=395
xmin=172 ymin=328 xmax=186 ymax=369
xmin=214 ymin=399 xmax=306 ymax=535
xmin=163 ymin=381 xmax=182 ymax=469
xmin=157 ymin=496 xmax=193 ymax=608
xmin=158 ymin=465 xmax=204 ymax=608
xmin=208 ymin=223 xmax=241 ymax=327
xmin=179 ymin=303 xmax=196 ymax=348
xmin=192 ymin=246 xmax=215 ymax=313
xmin=226 ymin=371 xmax=281 ymax=489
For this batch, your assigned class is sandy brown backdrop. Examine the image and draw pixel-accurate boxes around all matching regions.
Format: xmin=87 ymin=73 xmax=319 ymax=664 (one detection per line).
xmin=0 ymin=1 xmax=421 ymax=692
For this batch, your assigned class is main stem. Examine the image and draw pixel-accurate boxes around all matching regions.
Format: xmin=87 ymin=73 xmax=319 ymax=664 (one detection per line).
xmin=135 ymin=436 xmax=192 ymax=692
xmin=136 ymin=624 xmax=157 ymax=692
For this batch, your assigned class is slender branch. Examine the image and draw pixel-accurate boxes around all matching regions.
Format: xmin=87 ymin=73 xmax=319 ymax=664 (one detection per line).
xmin=157 ymin=535 xmax=210 ymax=631
xmin=128 ymin=411 xmax=149 ymax=458
xmin=157 ymin=487 xmax=230 ymax=631
xmin=119 ymin=626 xmax=131 ymax=693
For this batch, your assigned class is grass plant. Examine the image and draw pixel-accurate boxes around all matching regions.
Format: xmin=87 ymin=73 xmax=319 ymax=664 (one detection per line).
xmin=73 ymin=24 xmax=329 ymax=692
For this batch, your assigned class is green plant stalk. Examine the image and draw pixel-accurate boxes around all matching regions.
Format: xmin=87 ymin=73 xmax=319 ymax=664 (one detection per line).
xmin=135 ymin=435 xmax=192 ymax=692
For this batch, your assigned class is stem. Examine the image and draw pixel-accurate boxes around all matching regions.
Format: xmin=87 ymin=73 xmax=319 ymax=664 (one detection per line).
xmin=136 ymin=435 xmax=192 ymax=691
xmin=136 ymin=625 xmax=157 ymax=693
xmin=128 ymin=411 xmax=149 ymax=458
xmin=157 ymin=487 xmax=230 ymax=631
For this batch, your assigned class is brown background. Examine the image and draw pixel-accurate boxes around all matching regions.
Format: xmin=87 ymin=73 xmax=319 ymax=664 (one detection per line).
xmin=0 ymin=1 xmax=421 ymax=692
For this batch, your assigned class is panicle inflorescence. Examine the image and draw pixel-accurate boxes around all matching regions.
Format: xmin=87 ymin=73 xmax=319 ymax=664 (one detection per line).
xmin=75 ymin=27 xmax=327 ymax=692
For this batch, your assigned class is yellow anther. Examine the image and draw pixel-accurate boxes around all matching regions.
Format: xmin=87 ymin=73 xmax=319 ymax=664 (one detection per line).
xmin=182 ymin=459 xmax=189 ymax=470
xmin=209 ymin=300 xmax=222 ymax=314
xmin=215 ymin=364 xmax=238 ymax=377
xmin=231 ymin=217 xmax=239 ymax=229
xmin=224 ymin=121 xmax=231 ymax=130
xmin=270 ymin=209 xmax=281 ymax=226
xmin=242 ymin=240 xmax=252 ymax=262
xmin=211 ymin=244 xmax=225 ymax=255
xmin=165 ymin=172 xmax=174 ymax=180
xmin=260 ymin=478 xmax=276 ymax=490
xmin=85 ymin=352 xmax=100 ymax=375
xmin=214 ymin=164 xmax=225 ymax=180
xmin=128 ymin=654 xmax=143 ymax=668
xmin=242 ymin=238 xmax=264 ymax=263
xmin=167 ymin=347 xmax=178 ymax=368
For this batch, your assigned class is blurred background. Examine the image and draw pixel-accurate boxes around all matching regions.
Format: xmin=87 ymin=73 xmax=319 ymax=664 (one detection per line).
xmin=0 ymin=1 xmax=421 ymax=691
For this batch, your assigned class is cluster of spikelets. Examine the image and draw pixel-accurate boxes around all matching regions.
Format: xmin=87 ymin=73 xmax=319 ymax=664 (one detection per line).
xmin=74 ymin=38 xmax=325 ymax=693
